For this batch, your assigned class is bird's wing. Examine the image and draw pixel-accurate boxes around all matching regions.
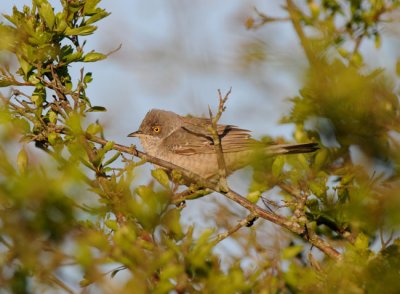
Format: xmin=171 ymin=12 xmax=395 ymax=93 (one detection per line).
xmin=161 ymin=117 xmax=253 ymax=155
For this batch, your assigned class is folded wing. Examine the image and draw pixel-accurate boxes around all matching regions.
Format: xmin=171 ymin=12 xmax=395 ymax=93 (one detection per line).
xmin=161 ymin=116 xmax=253 ymax=155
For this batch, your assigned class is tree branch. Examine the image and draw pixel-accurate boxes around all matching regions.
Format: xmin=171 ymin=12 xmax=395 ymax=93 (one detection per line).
xmin=286 ymin=0 xmax=317 ymax=65
xmin=87 ymin=134 xmax=342 ymax=260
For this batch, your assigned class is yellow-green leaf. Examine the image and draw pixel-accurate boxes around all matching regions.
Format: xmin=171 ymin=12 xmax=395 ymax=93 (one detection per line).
xmin=38 ymin=2 xmax=55 ymax=29
xmin=82 ymin=52 xmax=106 ymax=62
xmin=17 ymin=147 xmax=28 ymax=173
xmin=282 ymin=245 xmax=303 ymax=259
xmin=151 ymin=168 xmax=170 ymax=189
xmin=65 ymin=25 xmax=97 ymax=36
xmin=314 ymin=148 xmax=328 ymax=170
xmin=104 ymin=140 xmax=114 ymax=152
xmin=47 ymin=132 xmax=58 ymax=145
xmin=272 ymin=155 xmax=285 ymax=177
xmin=86 ymin=123 xmax=101 ymax=135
xmin=354 ymin=233 xmax=369 ymax=251
xmin=105 ymin=219 xmax=118 ymax=231
xmin=48 ymin=111 xmax=57 ymax=124
xmin=246 ymin=190 xmax=261 ymax=203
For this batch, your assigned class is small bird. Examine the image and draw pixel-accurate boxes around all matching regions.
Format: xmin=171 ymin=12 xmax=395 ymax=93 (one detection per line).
xmin=128 ymin=109 xmax=318 ymax=179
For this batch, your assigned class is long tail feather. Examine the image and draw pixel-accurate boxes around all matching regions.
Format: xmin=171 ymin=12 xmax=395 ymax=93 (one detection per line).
xmin=266 ymin=142 xmax=319 ymax=155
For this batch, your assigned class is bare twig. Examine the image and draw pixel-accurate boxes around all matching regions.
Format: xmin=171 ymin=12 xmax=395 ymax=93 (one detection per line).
xmin=105 ymin=43 xmax=122 ymax=57
xmin=214 ymin=213 xmax=258 ymax=243
xmin=207 ymin=88 xmax=232 ymax=192
xmin=48 ymin=274 xmax=75 ymax=294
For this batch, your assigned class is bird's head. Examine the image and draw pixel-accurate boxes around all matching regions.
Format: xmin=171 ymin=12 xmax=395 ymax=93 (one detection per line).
xmin=128 ymin=109 xmax=181 ymax=140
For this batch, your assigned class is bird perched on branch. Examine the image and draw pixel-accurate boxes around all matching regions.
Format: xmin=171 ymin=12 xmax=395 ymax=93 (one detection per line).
xmin=128 ymin=109 xmax=318 ymax=179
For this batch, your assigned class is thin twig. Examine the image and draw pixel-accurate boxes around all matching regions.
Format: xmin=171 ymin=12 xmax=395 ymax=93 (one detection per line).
xmin=207 ymin=88 xmax=231 ymax=192
xmin=213 ymin=213 xmax=258 ymax=243
xmin=48 ymin=274 xmax=75 ymax=294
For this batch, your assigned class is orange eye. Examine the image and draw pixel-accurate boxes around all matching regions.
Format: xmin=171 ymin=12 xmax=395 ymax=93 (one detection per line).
xmin=152 ymin=126 xmax=161 ymax=133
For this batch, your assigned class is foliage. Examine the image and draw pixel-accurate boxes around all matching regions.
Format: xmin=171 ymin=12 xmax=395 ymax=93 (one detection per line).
xmin=1 ymin=0 xmax=400 ymax=293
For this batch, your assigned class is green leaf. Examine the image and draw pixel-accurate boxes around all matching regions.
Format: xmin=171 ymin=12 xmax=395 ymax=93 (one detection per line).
xmin=38 ymin=2 xmax=55 ymax=29
xmin=162 ymin=209 xmax=184 ymax=240
xmin=282 ymin=245 xmax=303 ymax=259
xmin=104 ymin=140 xmax=114 ymax=152
xmin=79 ymin=278 xmax=92 ymax=287
xmin=31 ymin=87 xmax=46 ymax=106
xmin=47 ymin=132 xmax=59 ymax=145
xmin=86 ymin=123 xmax=102 ymax=135
xmin=55 ymin=12 xmax=68 ymax=32
xmin=396 ymin=59 xmax=400 ymax=77
xmin=64 ymin=25 xmax=97 ymax=36
xmin=86 ymin=106 xmax=107 ymax=112
xmin=151 ymin=168 xmax=170 ymax=189
xmin=84 ymin=0 xmax=102 ymax=15
xmin=309 ymin=181 xmax=326 ymax=198
xmin=85 ymin=10 xmax=110 ymax=25
xmin=104 ymin=152 xmax=121 ymax=167
xmin=246 ymin=190 xmax=261 ymax=203
xmin=354 ymin=233 xmax=369 ymax=251
xmin=84 ymin=72 xmax=93 ymax=83
xmin=272 ymin=155 xmax=285 ymax=177
xmin=374 ymin=33 xmax=381 ymax=49
xmin=314 ymin=148 xmax=328 ymax=170
xmin=48 ymin=111 xmax=57 ymax=124
xmin=82 ymin=52 xmax=106 ymax=62
xmin=105 ymin=219 xmax=118 ymax=231
xmin=63 ymin=51 xmax=83 ymax=63
xmin=17 ymin=147 xmax=28 ymax=173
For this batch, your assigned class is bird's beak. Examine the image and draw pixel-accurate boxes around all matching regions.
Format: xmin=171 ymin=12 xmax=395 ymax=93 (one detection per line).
xmin=127 ymin=130 xmax=142 ymax=137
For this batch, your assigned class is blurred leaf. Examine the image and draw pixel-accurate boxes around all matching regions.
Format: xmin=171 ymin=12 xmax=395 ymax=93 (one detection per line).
xmin=282 ymin=245 xmax=303 ymax=259
xmin=0 ymin=79 xmax=14 ymax=87
xmin=246 ymin=190 xmax=261 ymax=203
xmin=86 ymin=123 xmax=102 ymax=135
xmin=162 ymin=209 xmax=184 ymax=241
xmin=16 ymin=147 xmax=28 ymax=173
xmin=354 ymin=233 xmax=369 ymax=251
xmin=272 ymin=155 xmax=284 ymax=177
xmin=105 ymin=219 xmax=118 ymax=231
xmin=151 ymin=168 xmax=170 ymax=189
xmin=104 ymin=151 xmax=120 ymax=167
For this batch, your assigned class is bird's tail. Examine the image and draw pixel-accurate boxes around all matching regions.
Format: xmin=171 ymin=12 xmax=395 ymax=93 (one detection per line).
xmin=266 ymin=142 xmax=319 ymax=155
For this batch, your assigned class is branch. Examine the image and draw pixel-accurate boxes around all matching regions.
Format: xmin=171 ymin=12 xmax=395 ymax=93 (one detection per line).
xmin=87 ymin=134 xmax=342 ymax=260
xmin=207 ymin=88 xmax=231 ymax=191
xmin=286 ymin=0 xmax=317 ymax=65
xmin=213 ymin=213 xmax=258 ymax=243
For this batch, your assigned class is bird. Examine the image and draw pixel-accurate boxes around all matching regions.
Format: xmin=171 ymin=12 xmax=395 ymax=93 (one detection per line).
xmin=128 ymin=109 xmax=319 ymax=179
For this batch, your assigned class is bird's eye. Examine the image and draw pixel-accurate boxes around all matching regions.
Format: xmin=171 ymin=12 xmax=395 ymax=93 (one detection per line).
xmin=152 ymin=126 xmax=161 ymax=133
